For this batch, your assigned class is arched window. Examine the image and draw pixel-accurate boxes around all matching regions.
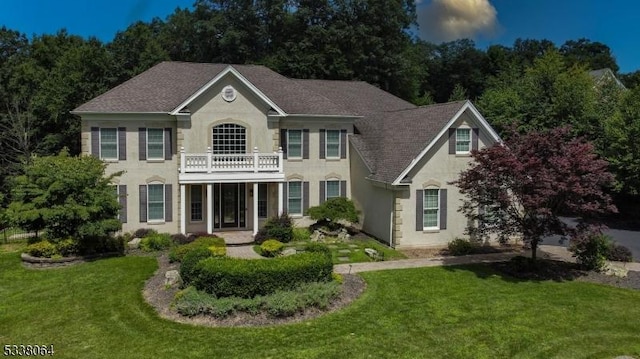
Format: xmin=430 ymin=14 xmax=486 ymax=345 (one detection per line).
xmin=212 ymin=123 xmax=246 ymax=154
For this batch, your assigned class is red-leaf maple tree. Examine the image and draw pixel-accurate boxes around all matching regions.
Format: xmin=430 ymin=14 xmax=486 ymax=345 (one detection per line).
xmin=451 ymin=126 xmax=617 ymax=261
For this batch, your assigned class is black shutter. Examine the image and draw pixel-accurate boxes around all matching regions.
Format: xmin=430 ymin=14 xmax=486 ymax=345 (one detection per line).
xmin=448 ymin=128 xmax=456 ymax=154
xmin=280 ymin=129 xmax=287 ymax=159
xmin=416 ymin=190 xmax=424 ymax=231
xmin=340 ymin=129 xmax=347 ymax=159
xmin=440 ymin=189 xmax=447 ymax=230
xmin=118 ymin=127 xmax=126 ymax=160
xmin=118 ymin=185 xmax=127 ymax=223
xmin=165 ymin=184 xmax=173 ymax=222
xmin=303 ymin=129 xmax=309 ymax=159
xmin=91 ymin=127 xmax=99 ymax=157
xmin=319 ymin=181 xmax=326 ymax=204
xmin=164 ymin=128 xmax=172 ymax=160
xmin=139 ymin=185 xmax=147 ymax=223
xmin=319 ymin=129 xmax=326 ymax=159
xmin=139 ymin=128 xmax=147 ymax=160
xmin=282 ymin=182 xmax=288 ymax=213
xmin=340 ymin=180 xmax=347 ymax=197
xmin=472 ymin=128 xmax=479 ymax=151
xmin=303 ymin=181 xmax=309 ymax=215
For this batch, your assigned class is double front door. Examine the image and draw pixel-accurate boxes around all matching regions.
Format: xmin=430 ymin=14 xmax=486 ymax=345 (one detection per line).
xmin=214 ymin=183 xmax=246 ymax=228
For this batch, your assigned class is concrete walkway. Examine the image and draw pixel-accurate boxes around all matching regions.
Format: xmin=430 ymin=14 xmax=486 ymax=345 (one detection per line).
xmin=224 ymin=243 xmax=640 ymax=273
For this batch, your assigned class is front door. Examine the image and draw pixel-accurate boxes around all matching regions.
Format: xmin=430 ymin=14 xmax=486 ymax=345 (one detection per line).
xmin=216 ymin=183 xmax=246 ymax=229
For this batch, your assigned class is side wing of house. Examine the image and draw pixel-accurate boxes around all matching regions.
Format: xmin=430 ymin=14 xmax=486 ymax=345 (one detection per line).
xmin=394 ymin=104 xmax=500 ymax=248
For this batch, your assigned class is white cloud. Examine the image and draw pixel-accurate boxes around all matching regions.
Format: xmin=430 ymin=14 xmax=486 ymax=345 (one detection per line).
xmin=418 ymin=0 xmax=500 ymax=43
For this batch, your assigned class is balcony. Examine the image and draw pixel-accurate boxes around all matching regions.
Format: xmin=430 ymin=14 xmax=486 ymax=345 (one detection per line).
xmin=179 ymin=147 xmax=284 ymax=183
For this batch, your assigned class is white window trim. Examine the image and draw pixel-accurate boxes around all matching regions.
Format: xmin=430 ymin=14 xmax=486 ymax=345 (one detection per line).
xmin=147 ymin=183 xmax=165 ymax=223
xmin=190 ymin=185 xmax=203 ymax=223
xmin=423 ymin=188 xmax=440 ymax=230
xmin=287 ymin=181 xmax=303 ymax=216
xmin=325 ymin=129 xmax=341 ymax=159
xmin=100 ymin=128 xmax=118 ymax=160
xmin=455 ymin=128 xmax=471 ymax=154
xmin=287 ymin=129 xmax=303 ymax=159
xmin=147 ymin=128 xmax=165 ymax=160
xmin=325 ymin=180 xmax=341 ymax=200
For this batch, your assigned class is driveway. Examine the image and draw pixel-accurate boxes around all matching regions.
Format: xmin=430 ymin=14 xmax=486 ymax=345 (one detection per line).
xmin=543 ymin=217 xmax=640 ymax=260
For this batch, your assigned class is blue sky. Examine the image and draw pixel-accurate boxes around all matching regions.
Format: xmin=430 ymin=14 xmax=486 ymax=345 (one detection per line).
xmin=1 ymin=0 xmax=638 ymax=73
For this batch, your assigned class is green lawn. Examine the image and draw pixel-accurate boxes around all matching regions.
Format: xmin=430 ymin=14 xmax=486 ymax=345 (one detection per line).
xmin=1 ymin=247 xmax=639 ymax=358
xmin=282 ymin=237 xmax=407 ymax=264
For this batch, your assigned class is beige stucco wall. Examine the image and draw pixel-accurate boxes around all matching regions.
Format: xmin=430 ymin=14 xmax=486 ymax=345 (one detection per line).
xmin=281 ymin=117 xmax=353 ymax=219
xmin=349 ymin=142 xmax=393 ymax=244
xmin=395 ymin=109 xmax=497 ymax=248
xmin=81 ymin=114 xmax=180 ymax=234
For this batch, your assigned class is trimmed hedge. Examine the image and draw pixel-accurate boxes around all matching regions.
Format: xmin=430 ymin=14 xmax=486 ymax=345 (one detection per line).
xmin=26 ymin=240 xmax=58 ymax=258
xmin=179 ymin=247 xmax=214 ymax=285
xmin=191 ymin=252 xmax=333 ymax=298
xmin=169 ymin=236 xmax=226 ymax=262
xmin=139 ymin=233 xmax=173 ymax=252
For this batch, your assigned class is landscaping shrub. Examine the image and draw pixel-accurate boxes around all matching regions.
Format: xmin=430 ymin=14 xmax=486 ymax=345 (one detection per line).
xmin=169 ymin=237 xmax=226 ymax=262
xmin=293 ymin=227 xmax=311 ymax=242
xmin=26 ymin=240 xmax=58 ymax=258
xmin=570 ymin=233 xmax=610 ymax=271
xmin=78 ymin=235 xmax=125 ymax=255
xmin=55 ymin=238 xmax=78 ymax=256
xmin=447 ymin=237 xmax=476 ymax=256
xmin=133 ymin=228 xmax=157 ymax=238
xmin=607 ymin=243 xmax=633 ymax=262
xmin=139 ymin=233 xmax=173 ymax=252
xmin=191 ymin=252 xmax=333 ymax=298
xmin=331 ymin=272 xmax=344 ymax=284
xmin=308 ymin=197 xmax=359 ymax=224
xmin=179 ymin=247 xmax=214 ymax=285
xmin=254 ymin=213 xmax=293 ymax=244
xmin=174 ymin=281 xmax=341 ymax=318
xmin=260 ymin=239 xmax=284 ymax=257
xmin=171 ymin=233 xmax=192 ymax=245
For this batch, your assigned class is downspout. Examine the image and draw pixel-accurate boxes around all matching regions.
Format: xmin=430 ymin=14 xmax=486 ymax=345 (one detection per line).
xmin=389 ymin=192 xmax=394 ymax=248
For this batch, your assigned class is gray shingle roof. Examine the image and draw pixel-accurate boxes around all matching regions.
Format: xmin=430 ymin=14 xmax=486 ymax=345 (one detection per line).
xmin=74 ymin=62 xmax=412 ymax=116
xmin=351 ymin=101 xmax=467 ymax=184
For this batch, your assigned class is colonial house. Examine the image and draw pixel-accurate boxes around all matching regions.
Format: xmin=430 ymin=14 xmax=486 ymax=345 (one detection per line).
xmin=73 ymin=62 xmax=501 ymax=248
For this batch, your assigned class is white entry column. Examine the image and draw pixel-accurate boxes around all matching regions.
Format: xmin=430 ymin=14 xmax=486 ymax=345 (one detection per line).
xmin=180 ymin=184 xmax=186 ymax=234
xmin=253 ymin=182 xmax=259 ymax=235
xmin=207 ymin=184 xmax=213 ymax=234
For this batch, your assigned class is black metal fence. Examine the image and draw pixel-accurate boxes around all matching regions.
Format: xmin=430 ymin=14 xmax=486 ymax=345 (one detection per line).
xmin=1 ymin=228 xmax=36 ymax=243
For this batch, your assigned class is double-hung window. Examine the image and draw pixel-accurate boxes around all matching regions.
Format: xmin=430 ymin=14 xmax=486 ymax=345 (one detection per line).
xmin=100 ymin=128 xmax=118 ymax=160
xmin=287 ymin=181 xmax=302 ymax=216
xmin=287 ymin=130 xmax=302 ymax=158
xmin=147 ymin=184 xmax=165 ymax=222
xmin=147 ymin=128 xmax=164 ymax=159
xmin=326 ymin=130 xmax=340 ymax=158
xmin=190 ymin=185 xmax=203 ymax=222
xmin=326 ymin=180 xmax=341 ymax=199
xmin=423 ymin=189 xmax=440 ymax=229
xmin=455 ymin=128 xmax=471 ymax=154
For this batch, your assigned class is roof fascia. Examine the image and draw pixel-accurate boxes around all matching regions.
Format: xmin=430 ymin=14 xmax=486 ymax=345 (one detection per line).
xmin=169 ymin=66 xmax=287 ymax=116
xmin=390 ymin=101 xmax=502 ymax=186
xmin=71 ymin=111 xmax=169 ymax=115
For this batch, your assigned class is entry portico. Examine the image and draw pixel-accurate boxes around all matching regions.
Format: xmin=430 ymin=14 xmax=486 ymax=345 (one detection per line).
xmin=179 ymin=146 xmax=285 ymax=235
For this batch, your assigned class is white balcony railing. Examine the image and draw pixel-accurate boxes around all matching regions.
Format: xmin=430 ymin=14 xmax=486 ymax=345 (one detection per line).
xmin=180 ymin=146 xmax=283 ymax=174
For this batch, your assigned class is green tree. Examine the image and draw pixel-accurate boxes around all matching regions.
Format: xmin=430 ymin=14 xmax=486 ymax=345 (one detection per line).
xmin=603 ymin=86 xmax=640 ymax=195
xmin=308 ymin=197 xmax=359 ymax=224
xmin=448 ymin=83 xmax=468 ymax=101
xmin=560 ymin=38 xmax=619 ymax=73
xmin=8 ymin=149 xmax=122 ymax=243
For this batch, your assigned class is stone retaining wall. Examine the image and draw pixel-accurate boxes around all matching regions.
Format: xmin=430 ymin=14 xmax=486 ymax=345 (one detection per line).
xmin=21 ymin=252 xmax=122 ymax=269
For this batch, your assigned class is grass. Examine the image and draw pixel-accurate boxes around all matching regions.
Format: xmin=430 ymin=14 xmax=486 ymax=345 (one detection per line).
xmin=1 ymin=243 xmax=639 ymax=358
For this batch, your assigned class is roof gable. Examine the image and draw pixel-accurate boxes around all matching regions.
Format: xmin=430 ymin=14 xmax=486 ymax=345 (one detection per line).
xmin=350 ymin=100 xmax=501 ymax=185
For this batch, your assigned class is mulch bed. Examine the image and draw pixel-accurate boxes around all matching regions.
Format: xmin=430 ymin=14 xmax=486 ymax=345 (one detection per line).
xmin=490 ymin=258 xmax=640 ymax=290
xmin=142 ymin=254 xmax=366 ymax=327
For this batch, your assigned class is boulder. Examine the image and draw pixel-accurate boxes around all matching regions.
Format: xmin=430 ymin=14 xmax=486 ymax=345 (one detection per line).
xmin=310 ymin=230 xmax=325 ymax=242
xmin=602 ymin=264 xmax=629 ymax=278
xmin=164 ymin=270 xmax=182 ymax=287
xmin=128 ymin=237 xmax=142 ymax=249
xmin=364 ymin=248 xmax=379 ymax=260
xmin=281 ymin=248 xmax=297 ymax=256
xmin=337 ymin=228 xmax=351 ymax=241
